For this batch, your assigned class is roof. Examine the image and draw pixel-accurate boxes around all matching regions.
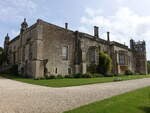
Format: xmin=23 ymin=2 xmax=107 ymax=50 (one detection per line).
xmin=38 ymin=19 xmax=75 ymax=33
xmin=7 ymin=19 xmax=132 ymax=51
xmin=9 ymin=35 xmax=20 ymax=44
xmin=79 ymin=32 xmax=109 ymax=45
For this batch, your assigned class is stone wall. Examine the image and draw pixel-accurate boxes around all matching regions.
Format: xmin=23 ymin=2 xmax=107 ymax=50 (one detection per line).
xmin=1 ymin=19 xmax=147 ymax=78
xmin=42 ymin=21 xmax=76 ymax=76
xmin=110 ymin=44 xmax=134 ymax=75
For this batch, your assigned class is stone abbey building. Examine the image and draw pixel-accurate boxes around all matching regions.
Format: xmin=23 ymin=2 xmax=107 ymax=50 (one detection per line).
xmin=0 ymin=19 xmax=147 ymax=78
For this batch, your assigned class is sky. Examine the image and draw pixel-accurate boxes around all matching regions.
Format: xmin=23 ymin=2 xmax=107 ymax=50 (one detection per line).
xmin=0 ymin=0 xmax=150 ymax=59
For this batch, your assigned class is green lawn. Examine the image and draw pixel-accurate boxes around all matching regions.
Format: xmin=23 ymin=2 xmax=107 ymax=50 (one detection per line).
xmin=64 ymin=86 xmax=150 ymax=113
xmin=0 ymin=74 xmax=150 ymax=87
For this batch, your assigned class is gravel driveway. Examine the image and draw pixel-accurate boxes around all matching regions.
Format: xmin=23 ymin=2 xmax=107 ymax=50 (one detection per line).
xmin=0 ymin=77 xmax=150 ymax=113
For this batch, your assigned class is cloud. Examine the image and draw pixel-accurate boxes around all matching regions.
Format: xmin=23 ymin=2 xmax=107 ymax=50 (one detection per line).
xmin=0 ymin=0 xmax=39 ymax=48
xmin=0 ymin=0 xmax=37 ymax=22
xmin=85 ymin=8 xmax=103 ymax=17
xmin=79 ymin=7 xmax=150 ymax=60
xmin=115 ymin=0 xmax=127 ymax=4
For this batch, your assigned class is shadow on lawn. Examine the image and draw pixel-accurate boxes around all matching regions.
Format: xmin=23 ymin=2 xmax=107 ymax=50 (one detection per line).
xmin=139 ymin=106 xmax=150 ymax=113
xmin=0 ymin=74 xmax=23 ymax=79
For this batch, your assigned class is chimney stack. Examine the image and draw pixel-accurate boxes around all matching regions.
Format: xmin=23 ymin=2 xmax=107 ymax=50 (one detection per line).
xmin=107 ymin=32 xmax=110 ymax=42
xmin=94 ymin=26 xmax=99 ymax=38
xmin=65 ymin=23 xmax=68 ymax=29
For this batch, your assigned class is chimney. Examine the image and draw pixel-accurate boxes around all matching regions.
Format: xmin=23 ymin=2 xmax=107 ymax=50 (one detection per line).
xmin=107 ymin=32 xmax=110 ymax=42
xmin=65 ymin=23 xmax=68 ymax=29
xmin=94 ymin=26 xmax=99 ymax=38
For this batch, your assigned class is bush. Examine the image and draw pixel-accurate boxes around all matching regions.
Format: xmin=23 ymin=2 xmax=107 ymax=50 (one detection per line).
xmin=10 ymin=64 xmax=18 ymax=75
xmin=34 ymin=77 xmax=45 ymax=80
xmin=66 ymin=73 xmax=105 ymax=79
xmin=92 ymin=73 xmax=104 ymax=78
xmin=56 ymin=75 xmax=64 ymax=79
xmin=147 ymin=61 xmax=150 ymax=74
xmin=49 ymin=75 xmax=56 ymax=79
xmin=97 ymin=52 xmax=112 ymax=76
xmin=125 ymin=69 xmax=133 ymax=75
xmin=72 ymin=73 xmax=82 ymax=78
xmin=113 ymin=77 xmax=123 ymax=82
xmin=45 ymin=75 xmax=56 ymax=79
xmin=82 ymin=73 xmax=93 ymax=78
xmin=64 ymin=75 xmax=73 ymax=78
xmin=105 ymin=73 xmax=114 ymax=77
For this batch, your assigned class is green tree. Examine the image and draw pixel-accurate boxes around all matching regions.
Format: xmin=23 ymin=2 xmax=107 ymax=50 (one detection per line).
xmin=0 ymin=47 xmax=3 ymax=54
xmin=147 ymin=61 xmax=150 ymax=74
xmin=0 ymin=47 xmax=4 ymax=65
xmin=97 ymin=52 xmax=112 ymax=76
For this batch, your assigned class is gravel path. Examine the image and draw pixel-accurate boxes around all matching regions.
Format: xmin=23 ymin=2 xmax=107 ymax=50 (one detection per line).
xmin=0 ymin=78 xmax=150 ymax=113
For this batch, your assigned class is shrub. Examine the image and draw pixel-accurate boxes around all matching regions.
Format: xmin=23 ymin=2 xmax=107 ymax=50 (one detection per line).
xmin=0 ymin=47 xmax=3 ymax=65
xmin=45 ymin=75 xmax=56 ymax=79
xmin=135 ymin=73 xmax=140 ymax=75
xmin=49 ymin=75 xmax=56 ymax=79
xmin=113 ymin=77 xmax=122 ymax=82
xmin=125 ymin=69 xmax=133 ymax=75
xmin=64 ymin=75 xmax=73 ymax=78
xmin=147 ymin=61 xmax=150 ymax=74
xmin=0 ymin=52 xmax=9 ymax=65
xmin=92 ymin=73 xmax=104 ymax=78
xmin=97 ymin=52 xmax=112 ymax=76
xmin=105 ymin=73 xmax=114 ymax=77
xmin=72 ymin=73 xmax=82 ymax=78
xmin=82 ymin=73 xmax=104 ymax=78
xmin=57 ymin=75 xmax=64 ymax=79
xmin=10 ymin=64 xmax=18 ymax=75
xmin=34 ymin=77 xmax=45 ymax=80
xmin=82 ymin=73 xmax=93 ymax=78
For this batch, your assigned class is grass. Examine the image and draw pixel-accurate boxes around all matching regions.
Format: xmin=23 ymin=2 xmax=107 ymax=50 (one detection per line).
xmin=0 ymin=74 xmax=150 ymax=87
xmin=64 ymin=86 xmax=150 ymax=113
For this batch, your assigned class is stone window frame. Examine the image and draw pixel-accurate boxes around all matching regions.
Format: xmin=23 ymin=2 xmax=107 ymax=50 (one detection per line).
xmin=68 ymin=68 xmax=72 ymax=74
xmin=62 ymin=45 xmax=69 ymax=60
xmin=119 ymin=54 xmax=125 ymax=65
xmin=118 ymin=51 xmax=128 ymax=65
xmin=86 ymin=46 xmax=98 ymax=65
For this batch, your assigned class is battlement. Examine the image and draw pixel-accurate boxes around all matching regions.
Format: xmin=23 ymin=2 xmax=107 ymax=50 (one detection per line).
xmin=130 ymin=39 xmax=146 ymax=52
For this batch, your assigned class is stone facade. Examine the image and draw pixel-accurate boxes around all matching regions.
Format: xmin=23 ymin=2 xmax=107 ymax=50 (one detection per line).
xmin=0 ymin=19 xmax=148 ymax=78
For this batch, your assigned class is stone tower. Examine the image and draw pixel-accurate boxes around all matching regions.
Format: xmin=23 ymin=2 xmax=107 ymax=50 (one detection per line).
xmin=20 ymin=18 xmax=28 ymax=33
xmin=130 ymin=39 xmax=147 ymax=74
xmin=4 ymin=33 xmax=10 ymax=51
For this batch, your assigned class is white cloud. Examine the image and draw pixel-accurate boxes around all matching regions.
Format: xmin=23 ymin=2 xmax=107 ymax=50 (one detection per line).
xmin=116 ymin=0 xmax=127 ymax=4
xmin=0 ymin=0 xmax=37 ymax=22
xmin=0 ymin=0 xmax=39 ymax=48
xmin=79 ymin=7 xmax=150 ymax=60
xmin=85 ymin=8 xmax=103 ymax=17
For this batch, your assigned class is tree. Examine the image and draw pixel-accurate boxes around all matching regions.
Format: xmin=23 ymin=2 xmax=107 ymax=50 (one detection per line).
xmin=0 ymin=47 xmax=3 ymax=54
xmin=147 ymin=61 xmax=150 ymax=74
xmin=97 ymin=52 xmax=112 ymax=76
xmin=0 ymin=47 xmax=3 ymax=65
